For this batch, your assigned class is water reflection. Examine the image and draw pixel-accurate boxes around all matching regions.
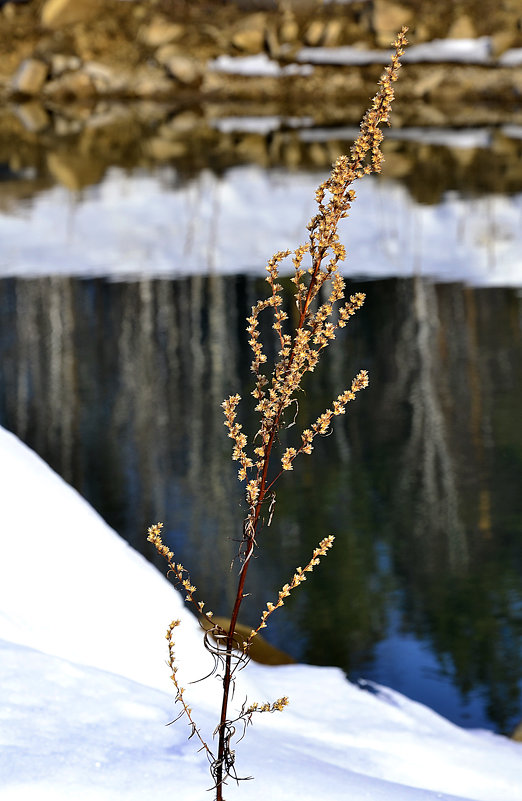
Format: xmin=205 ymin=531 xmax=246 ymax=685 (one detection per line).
xmin=2 ymin=101 xmax=522 ymax=202
xmin=0 ymin=273 xmax=520 ymax=732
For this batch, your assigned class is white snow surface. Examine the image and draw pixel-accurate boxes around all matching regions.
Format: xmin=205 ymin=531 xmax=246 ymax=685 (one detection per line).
xmin=498 ymin=47 xmax=522 ymax=67
xmin=208 ymin=53 xmax=314 ymax=77
xmin=1 ymin=165 xmax=521 ymax=286
xmin=295 ymin=37 xmax=522 ymax=67
xmin=1 ymin=425 xmax=522 ymax=799
xmin=208 ymin=38 xmax=522 ymax=71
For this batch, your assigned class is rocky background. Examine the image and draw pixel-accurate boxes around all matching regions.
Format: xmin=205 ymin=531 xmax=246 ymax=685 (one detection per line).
xmin=2 ymin=0 xmax=522 ymax=107
xmin=1 ymin=0 xmax=522 ymax=194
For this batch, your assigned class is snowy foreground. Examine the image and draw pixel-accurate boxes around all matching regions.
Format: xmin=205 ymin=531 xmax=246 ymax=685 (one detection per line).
xmin=1 ymin=426 xmax=522 ymax=801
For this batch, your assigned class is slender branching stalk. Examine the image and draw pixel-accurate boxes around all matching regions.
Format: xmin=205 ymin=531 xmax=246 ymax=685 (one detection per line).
xmin=148 ymin=28 xmax=408 ymax=800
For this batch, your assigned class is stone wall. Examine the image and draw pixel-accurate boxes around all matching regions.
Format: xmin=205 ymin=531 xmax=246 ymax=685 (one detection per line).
xmin=0 ymin=0 xmax=521 ymax=105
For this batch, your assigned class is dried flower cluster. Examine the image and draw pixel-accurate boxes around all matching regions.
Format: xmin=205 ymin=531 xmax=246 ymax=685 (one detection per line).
xmin=147 ymin=28 xmax=407 ymax=801
xmin=246 ymin=535 xmax=335 ymax=645
xmin=246 ymin=697 xmax=289 ymax=714
xmin=147 ymin=523 xmax=213 ymax=617
xmin=165 ymin=619 xmax=213 ymax=762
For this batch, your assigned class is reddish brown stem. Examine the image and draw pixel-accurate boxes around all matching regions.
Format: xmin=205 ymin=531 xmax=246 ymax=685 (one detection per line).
xmin=214 ymin=255 xmax=326 ymax=799
xmin=215 ymin=97 xmax=394 ymax=793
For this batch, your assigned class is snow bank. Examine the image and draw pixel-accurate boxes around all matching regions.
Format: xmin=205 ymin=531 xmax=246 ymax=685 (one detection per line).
xmin=207 ymin=36 xmax=522 ymax=78
xmin=208 ymin=53 xmax=314 ymax=77
xmin=209 ymin=38 xmax=519 ymax=70
xmin=1 ymin=424 xmax=521 ymax=800
xmin=295 ymin=37 xmax=522 ymax=67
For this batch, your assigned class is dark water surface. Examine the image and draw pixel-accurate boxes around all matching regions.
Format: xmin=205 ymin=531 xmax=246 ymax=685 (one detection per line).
xmin=1 ymin=272 xmax=521 ymax=733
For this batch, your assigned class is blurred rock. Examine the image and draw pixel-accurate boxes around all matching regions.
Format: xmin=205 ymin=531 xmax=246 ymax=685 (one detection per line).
xmin=414 ymin=23 xmax=431 ymax=43
xmin=53 ymin=115 xmax=83 ymax=136
xmin=44 ymin=70 xmax=95 ymax=100
xmin=11 ymin=59 xmax=49 ymax=95
xmin=46 ymin=150 xmax=105 ymax=191
xmin=411 ymin=103 xmax=448 ymax=126
xmin=450 ymin=144 xmax=477 ymax=169
xmin=372 ymin=0 xmax=412 ymax=48
xmin=412 ymin=67 xmax=447 ymax=98
xmin=14 ymin=101 xmax=50 ymax=133
xmin=279 ymin=14 xmax=299 ymax=44
xmin=144 ymin=137 xmax=187 ymax=161
xmin=235 ymin=133 xmax=269 ymax=166
xmin=307 ymin=141 xmax=328 ymax=167
xmin=202 ymin=23 xmax=229 ymax=51
xmin=281 ymin=137 xmax=301 ymax=168
xmin=155 ymin=44 xmax=181 ymax=66
xmin=138 ymin=16 xmax=184 ymax=48
xmin=304 ymin=20 xmax=325 ymax=47
xmin=133 ymin=4 xmax=146 ymax=21
xmin=281 ymin=0 xmax=321 ymax=15
xmin=380 ymin=148 xmax=412 ymax=179
xmin=447 ymin=15 xmax=477 ymax=39
xmin=2 ymin=3 xmax=16 ymax=21
xmin=322 ymin=19 xmax=344 ymax=47
xmin=133 ymin=65 xmax=173 ymax=98
xmin=82 ymin=61 xmax=122 ymax=93
xmin=163 ymin=55 xmax=202 ymax=86
xmin=231 ymin=13 xmax=267 ymax=53
xmin=491 ymin=30 xmax=518 ymax=58
xmin=160 ymin=110 xmax=201 ymax=135
xmin=265 ymin=23 xmax=280 ymax=58
xmin=83 ymin=103 xmax=133 ymax=130
xmin=41 ymin=0 xmax=103 ymax=29
xmin=512 ymin=720 xmax=522 ymax=741
xmin=51 ymin=54 xmax=82 ymax=78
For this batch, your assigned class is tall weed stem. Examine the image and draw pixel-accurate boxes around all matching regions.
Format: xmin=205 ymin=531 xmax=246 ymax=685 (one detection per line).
xmin=149 ymin=28 xmax=408 ymax=800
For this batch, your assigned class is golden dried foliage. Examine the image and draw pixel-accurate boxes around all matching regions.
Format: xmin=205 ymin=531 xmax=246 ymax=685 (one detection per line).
xmin=246 ymin=697 xmax=289 ymax=714
xmin=147 ymin=523 xmax=213 ymax=618
xmin=147 ymin=28 xmax=408 ymax=800
xmin=165 ymin=619 xmax=213 ymax=759
xmin=224 ymin=28 xmax=407 ymax=514
xmin=246 ymin=535 xmax=336 ymax=645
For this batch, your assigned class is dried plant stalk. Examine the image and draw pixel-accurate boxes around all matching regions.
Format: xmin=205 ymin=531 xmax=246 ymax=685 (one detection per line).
xmin=148 ymin=28 xmax=408 ymax=801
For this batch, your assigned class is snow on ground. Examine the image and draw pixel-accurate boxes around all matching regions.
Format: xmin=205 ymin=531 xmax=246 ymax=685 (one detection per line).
xmin=1 ymin=164 xmax=521 ymax=286
xmin=296 ymin=38 xmax=492 ymax=66
xmin=499 ymin=47 xmax=522 ymax=67
xmin=208 ymin=53 xmax=314 ymax=76
xmin=1 ymin=425 xmax=522 ymax=800
xmin=212 ymin=115 xmax=314 ymax=134
xmin=207 ymin=39 xmax=522 ymax=71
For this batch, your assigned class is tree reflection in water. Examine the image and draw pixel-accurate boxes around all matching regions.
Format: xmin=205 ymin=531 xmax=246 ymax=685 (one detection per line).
xmin=0 ymin=273 xmax=520 ymax=733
